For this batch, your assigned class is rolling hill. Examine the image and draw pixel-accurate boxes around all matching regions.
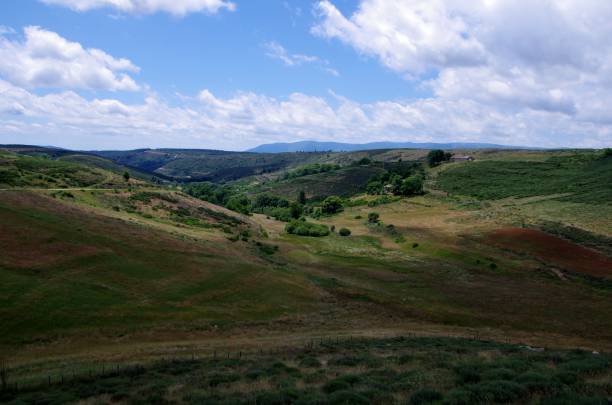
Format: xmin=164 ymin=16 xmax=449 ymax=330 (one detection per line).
xmin=248 ymin=140 xmax=529 ymax=153
xmin=1 ymin=146 xmax=611 ymax=403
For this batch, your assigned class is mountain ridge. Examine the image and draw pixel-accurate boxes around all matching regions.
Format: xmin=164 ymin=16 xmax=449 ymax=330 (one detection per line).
xmin=247 ymin=140 xmax=535 ymax=153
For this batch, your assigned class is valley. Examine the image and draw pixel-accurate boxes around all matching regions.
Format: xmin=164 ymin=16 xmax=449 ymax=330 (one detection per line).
xmin=1 ymin=145 xmax=611 ymax=404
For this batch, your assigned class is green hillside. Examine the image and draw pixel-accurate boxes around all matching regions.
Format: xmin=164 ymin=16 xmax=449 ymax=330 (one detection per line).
xmin=251 ymin=165 xmax=386 ymax=201
xmin=0 ymin=150 xmax=115 ymax=188
xmin=436 ymin=151 xmax=612 ymax=204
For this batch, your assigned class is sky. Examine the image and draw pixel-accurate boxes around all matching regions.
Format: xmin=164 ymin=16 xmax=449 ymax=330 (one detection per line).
xmin=0 ymin=0 xmax=611 ymax=151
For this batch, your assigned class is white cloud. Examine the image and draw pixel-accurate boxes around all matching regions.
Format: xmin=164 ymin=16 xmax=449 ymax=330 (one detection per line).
xmin=1 ymin=81 xmax=610 ymax=150
xmin=312 ymin=0 xmax=486 ymax=76
xmin=264 ymin=41 xmax=339 ymax=76
xmin=40 ymin=0 xmax=235 ymax=16
xmin=0 ymin=26 xmax=139 ymax=91
xmin=312 ymin=0 xmax=612 ymax=140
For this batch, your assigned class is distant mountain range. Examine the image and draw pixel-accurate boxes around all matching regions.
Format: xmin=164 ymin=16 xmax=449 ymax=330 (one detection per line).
xmin=247 ymin=140 xmax=531 ymax=153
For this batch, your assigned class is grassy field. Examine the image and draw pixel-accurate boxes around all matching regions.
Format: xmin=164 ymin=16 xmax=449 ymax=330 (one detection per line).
xmin=0 ymin=147 xmax=611 ymax=402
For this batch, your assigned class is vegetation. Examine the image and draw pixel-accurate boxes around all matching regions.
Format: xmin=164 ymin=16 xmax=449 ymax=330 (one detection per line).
xmin=3 ymin=337 xmax=610 ymax=404
xmin=2 ymin=147 xmax=612 ymax=404
xmin=280 ymin=163 xmax=340 ymax=180
xmin=427 ymin=149 xmax=452 ymax=167
xmin=321 ymin=195 xmax=344 ymax=215
xmin=252 ymin=166 xmax=385 ymax=201
xmin=366 ymin=162 xmax=424 ymax=196
xmin=285 ymin=219 xmax=330 ymax=237
xmin=368 ymin=212 xmax=380 ymax=223
xmin=436 ymin=153 xmax=612 ymax=204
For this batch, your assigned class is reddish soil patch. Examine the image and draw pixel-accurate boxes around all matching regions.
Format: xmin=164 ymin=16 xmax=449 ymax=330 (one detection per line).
xmin=489 ymin=228 xmax=612 ymax=278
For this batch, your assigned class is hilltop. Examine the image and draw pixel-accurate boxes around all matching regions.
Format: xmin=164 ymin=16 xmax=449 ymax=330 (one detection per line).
xmin=247 ymin=140 xmax=530 ymax=153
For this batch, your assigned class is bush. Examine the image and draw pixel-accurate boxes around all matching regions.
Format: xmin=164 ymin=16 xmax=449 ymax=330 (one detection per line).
xmin=367 ymin=212 xmax=380 ymax=223
xmin=225 ymin=194 xmax=251 ymax=215
xmin=285 ymin=219 xmax=330 ymax=237
xmin=328 ymin=390 xmax=369 ymax=405
xmin=400 ymin=175 xmax=424 ymax=196
xmin=468 ymin=380 xmax=526 ymax=403
xmin=410 ymin=388 xmax=443 ymax=404
xmin=323 ymin=380 xmax=351 ymax=394
xmin=298 ymin=356 xmax=321 ymax=368
xmin=321 ymin=196 xmax=344 ymax=215
xmin=339 ymin=228 xmax=351 ymax=236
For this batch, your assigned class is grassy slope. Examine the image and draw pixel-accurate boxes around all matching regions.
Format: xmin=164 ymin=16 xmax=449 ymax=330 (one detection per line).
xmin=249 ymin=166 xmax=385 ymax=200
xmin=0 ymin=150 xmax=119 ymax=189
xmin=433 ymin=151 xmax=612 ymax=237
xmin=0 ymin=190 xmax=321 ymax=346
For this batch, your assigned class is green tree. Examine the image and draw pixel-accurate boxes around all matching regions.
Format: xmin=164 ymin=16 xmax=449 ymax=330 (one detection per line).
xmin=289 ymin=202 xmax=303 ymax=219
xmin=366 ymin=180 xmax=383 ymax=195
xmin=399 ymin=175 xmax=424 ymax=196
xmin=321 ymin=196 xmax=344 ymax=214
xmin=225 ymin=194 xmax=251 ymax=215
xmin=123 ymin=171 xmax=130 ymax=182
xmin=603 ymin=148 xmax=612 ymax=158
xmin=298 ymin=190 xmax=307 ymax=205
xmin=427 ymin=149 xmax=451 ymax=167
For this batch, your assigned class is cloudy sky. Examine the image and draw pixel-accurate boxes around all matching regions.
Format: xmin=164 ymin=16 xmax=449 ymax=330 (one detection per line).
xmin=1 ymin=0 xmax=611 ymax=150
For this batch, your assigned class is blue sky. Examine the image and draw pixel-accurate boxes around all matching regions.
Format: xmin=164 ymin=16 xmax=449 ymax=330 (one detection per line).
xmin=0 ymin=0 xmax=611 ymax=150
xmin=2 ymin=0 xmax=416 ymax=102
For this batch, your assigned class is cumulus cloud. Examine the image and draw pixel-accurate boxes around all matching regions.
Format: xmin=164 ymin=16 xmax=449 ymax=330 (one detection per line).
xmin=264 ymin=41 xmax=339 ymax=76
xmin=39 ymin=0 xmax=235 ymax=16
xmin=1 ymin=81 xmax=610 ymax=150
xmin=312 ymin=0 xmax=487 ymax=76
xmin=312 ymin=0 xmax=612 ymax=138
xmin=0 ymin=26 xmax=139 ymax=91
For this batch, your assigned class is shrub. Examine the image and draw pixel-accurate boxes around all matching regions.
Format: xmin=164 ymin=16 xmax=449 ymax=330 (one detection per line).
xmin=410 ymin=389 xmax=443 ymax=404
xmin=367 ymin=212 xmax=380 ymax=223
xmin=226 ymin=194 xmax=251 ymax=215
xmin=515 ymin=371 xmax=557 ymax=392
xmin=468 ymin=380 xmax=526 ymax=403
xmin=339 ymin=228 xmax=351 ymax=236
xmin=298 ymin=356 xmax=321 ymax=368
xmin=328 ymin=390 xmax=369 ymax=405
xmin=323 ymin=380 xmax=351 ymax=394
xmin=400 ymin=175 xmax=424 ymax=196
xmin=285 ymin=220 xmax=330 ymax=237
xmin=321 ymin=196 xmax=344 ymax=215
